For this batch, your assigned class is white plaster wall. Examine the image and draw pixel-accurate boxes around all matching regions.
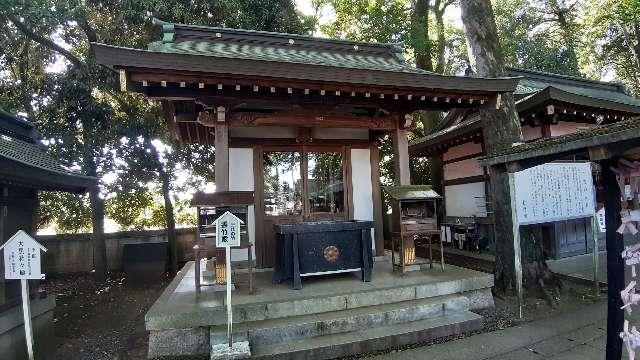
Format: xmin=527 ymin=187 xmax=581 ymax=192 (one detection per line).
xmin=443 ymin=142 xmax=482 ymax=161
xmin=350 ymin=148 xmax=376 ymax=251
xmin=444 ymin=157 xmax=483 ymax=180
xmin=444 ymin=182 xmax=487 ymax=217
xmin=228 ymin=147 xmax=256 ymax=261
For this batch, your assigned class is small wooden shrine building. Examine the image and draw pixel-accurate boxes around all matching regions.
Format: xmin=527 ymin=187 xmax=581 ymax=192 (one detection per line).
xmin=0 ymin=109 xmax=96 ymax=360
xmin=480 ymin=116 xmax=640 ymax=360
xmin=410 ymin=68 xmax=640 ymax=258
xmin=93 ymin=19 xmax=518 ymax=269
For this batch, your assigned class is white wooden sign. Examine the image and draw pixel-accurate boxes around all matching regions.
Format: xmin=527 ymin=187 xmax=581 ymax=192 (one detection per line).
xmin=1 ymin=230 xmax=46 ymax=280
xmin=215 ymin=211 xmax=243 ymax=248
xmin=1 ymin=230 xmax=47 ymax=360
xmin=513 ymin=163 xmax=595 ymax=225
xmin=214 ymin=211 xmax=243 ymax=348
xmin=596 ymin=207 xmax=606 ymax=233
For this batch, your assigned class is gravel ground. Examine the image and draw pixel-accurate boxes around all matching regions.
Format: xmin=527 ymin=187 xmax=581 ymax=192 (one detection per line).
xmin=44 ymin=271 xmax=170 ymax=360
xmin=43 ymin=265 xmax=603 ymax=360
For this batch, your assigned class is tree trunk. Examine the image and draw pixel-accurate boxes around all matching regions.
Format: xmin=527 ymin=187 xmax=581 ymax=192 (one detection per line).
xmin=460 ymin=0 xmax=526 ymax=292
xmin=149 ymin=140 xmax=178 ymax=274
xmin=433 ymin=1 xmax=447 ymax=74
xmin=89 ymin=185 xmax=107 ymax=281
xmin=160 ymin=172 xmax=177 ymax=273
xmin=410 ymin=0 xmax=433 ymax=71
xmin=421 ymin=112 xmax=444 ymax=195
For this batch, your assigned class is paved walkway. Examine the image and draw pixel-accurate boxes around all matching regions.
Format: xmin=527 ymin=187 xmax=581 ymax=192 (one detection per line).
xmin=548 ymin=251 xmax=607 ymax=285
xmin=373 ymin=302 xmax=609 ymax=360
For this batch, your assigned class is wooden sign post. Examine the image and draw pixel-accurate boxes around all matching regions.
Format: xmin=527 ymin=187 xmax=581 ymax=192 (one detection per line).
xmin=1 ymin=230 xmax=47 ymax=360
xmin=215 ymin=211 xmax=243 ymax=348
xmin=509 ymin=163 xmax=596 ymax=318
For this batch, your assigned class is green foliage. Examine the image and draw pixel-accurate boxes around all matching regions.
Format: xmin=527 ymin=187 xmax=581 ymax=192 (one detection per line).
xmin=38 ymin=192 xmax=92 ymax=233
xmin=493 ymin=0 xmax=582 ymax=75
xmin=582 ymin=0 xmax=640 ymax=94
xmin=1 ymin=0 xmax=309 ymax=233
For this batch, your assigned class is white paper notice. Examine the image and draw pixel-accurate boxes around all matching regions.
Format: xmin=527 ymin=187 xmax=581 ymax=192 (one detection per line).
xmin=513 ymin=163 xmax=595 ymax=225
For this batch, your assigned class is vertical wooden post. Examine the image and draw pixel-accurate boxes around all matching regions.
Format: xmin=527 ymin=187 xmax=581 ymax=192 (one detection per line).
xmin=214 ymin=107 xmax=229 ymax=282
xmin=602 ymin=160 xmax=624 ymax=360
xmin=508 ymin=172 xmax=524 ymax=319
xmin=215 ymin=121 xmax=229 ymax=191
xmin=591 ymin=215 xmax=599 ymax=297
xmin=392 ymin=128 xmax=410 ymax=186
xmin=21 ymin=279 xmax=34 ymax=360
xmin=370 ymin=144 xmax=385 ymax=256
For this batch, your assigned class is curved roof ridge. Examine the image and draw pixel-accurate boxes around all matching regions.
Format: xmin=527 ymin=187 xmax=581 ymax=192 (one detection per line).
xmin=506 ymin=67 xmax=627 ymax=93
xmin=152 ymin=17 xmax=405 ymax=52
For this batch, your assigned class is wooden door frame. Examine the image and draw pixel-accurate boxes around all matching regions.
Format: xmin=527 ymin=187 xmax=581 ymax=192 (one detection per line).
xmin=253 ymin=144 xmax=354 ymax=268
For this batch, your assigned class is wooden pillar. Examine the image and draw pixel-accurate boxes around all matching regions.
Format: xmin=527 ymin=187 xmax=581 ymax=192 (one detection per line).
xmin=370 ymin=145 xmax=385 ymax=256
xmin=214 ymin=110 xmax=229 ymax=192
xmin=392 ymin=128 xmax=410 ymax=186
xmin=602 ymin=159 xmax=624 ymax=360
xmin=214 ymin=107 xmax=229 ymax=283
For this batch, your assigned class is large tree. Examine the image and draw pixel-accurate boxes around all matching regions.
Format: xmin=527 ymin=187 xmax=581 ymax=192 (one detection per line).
xmin=459 ymin=0 xmax=524 ymax=292
xmin=493 ymin=0 xmax=582 ymax=75
xmin=1 ymin=0 xmax=311 ymax=279
xmin=320 ymin=0 xmax=461 ymax=190
xmin=583 ymin=0 xmax=640 ymax=95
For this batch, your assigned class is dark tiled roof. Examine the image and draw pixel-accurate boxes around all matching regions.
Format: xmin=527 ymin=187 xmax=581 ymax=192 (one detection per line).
xmin=408 ymin=115 xmax=481 ymax=155
xmin=0 ymin=110 xmax=96 ymax=192
xmin=480 ymin=116 xmax=640 ymax=166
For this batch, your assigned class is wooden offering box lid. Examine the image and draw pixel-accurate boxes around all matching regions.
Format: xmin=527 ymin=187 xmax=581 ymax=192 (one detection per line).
xmin=383 ymin=185 xmax=441 ymax=201
xmin=190 ymin=191 xmax=254 ymax=207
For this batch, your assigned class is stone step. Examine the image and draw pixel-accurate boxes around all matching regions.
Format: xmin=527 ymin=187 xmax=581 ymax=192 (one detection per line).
xmin=203 ymin=276 xmax=492 ymax=327
xmin=250 ymin=310 xmax=483 ymax=360
xmin=212 ymin=294 xmax=470 ymax=346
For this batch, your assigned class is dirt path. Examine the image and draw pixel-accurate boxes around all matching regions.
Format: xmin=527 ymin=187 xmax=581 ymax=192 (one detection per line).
xmin=44 ymin=272 xmax=169 ymax=360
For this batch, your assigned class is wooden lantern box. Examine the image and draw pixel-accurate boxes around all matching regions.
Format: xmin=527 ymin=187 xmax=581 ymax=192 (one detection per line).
xmin=383 ymin=185 xmax=443 ymax=273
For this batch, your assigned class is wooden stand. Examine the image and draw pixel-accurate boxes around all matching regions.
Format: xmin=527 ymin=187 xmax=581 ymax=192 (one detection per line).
xmin=384 ymin=186 xmax=444 ymax=273
xmin=191 ymin=191 xmax=255 ymax=294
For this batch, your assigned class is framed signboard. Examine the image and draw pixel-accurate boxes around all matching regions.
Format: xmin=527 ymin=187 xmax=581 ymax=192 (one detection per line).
xmin=513 ymin=162 xmax=595 ymax=225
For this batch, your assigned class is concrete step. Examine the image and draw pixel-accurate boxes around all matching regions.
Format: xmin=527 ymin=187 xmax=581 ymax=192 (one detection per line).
xmin=212 ymin=294 xmax=469 ymax=346
xmin=250 ymin=310 xmax=483 ymax=360
xmin=213 ymin=276 xmax=492 ymax=327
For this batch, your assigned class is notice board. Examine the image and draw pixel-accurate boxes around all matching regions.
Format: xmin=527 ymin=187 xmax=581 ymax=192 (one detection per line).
xmin=513 ymin=163 xmax=595 ymax=225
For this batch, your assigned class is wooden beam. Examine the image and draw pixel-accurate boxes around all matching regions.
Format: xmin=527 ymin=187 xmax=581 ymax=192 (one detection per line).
xmin=130 ymin=71 xmax=494 ymax=103
xmin=392 ymin=128 xmax=410 ymax=185
xmin=227 ymin=111 xmax=399 ymax=130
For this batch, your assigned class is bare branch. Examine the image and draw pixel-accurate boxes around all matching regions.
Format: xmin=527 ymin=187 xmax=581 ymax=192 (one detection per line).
xmin=5 ymin=13 xmax=83 ymax=68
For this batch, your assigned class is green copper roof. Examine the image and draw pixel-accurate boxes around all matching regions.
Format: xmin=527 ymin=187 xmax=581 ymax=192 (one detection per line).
xmin=508 ymin=68 xmax=640 ymax=109
xmin=383 ymin=185 xmax=441 ymax=200
xmin=147 ymin=18 xmax=421 ymax=74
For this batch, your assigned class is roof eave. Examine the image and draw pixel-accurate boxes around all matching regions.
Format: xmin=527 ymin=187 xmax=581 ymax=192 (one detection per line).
xmin=479 ymin=120 xmax=640 ymax=167
xmin=92 ymin=43 xmax=520 ymax=94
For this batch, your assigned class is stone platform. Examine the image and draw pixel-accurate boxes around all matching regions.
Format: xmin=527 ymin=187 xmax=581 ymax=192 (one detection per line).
xmin=146 ymin=260 xmax=495 ymax=359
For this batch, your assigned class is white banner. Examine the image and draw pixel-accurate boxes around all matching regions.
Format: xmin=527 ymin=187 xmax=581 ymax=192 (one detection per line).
xmin=514 ymin=163 xmax=595 ymax=225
